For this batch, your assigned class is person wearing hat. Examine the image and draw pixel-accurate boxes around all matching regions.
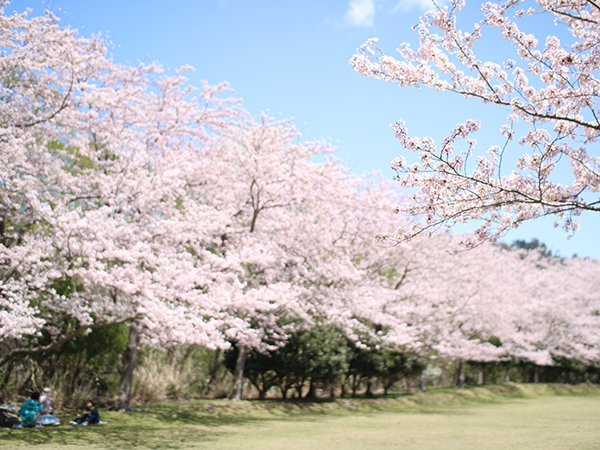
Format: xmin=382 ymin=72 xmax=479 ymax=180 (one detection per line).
xmin=38 ymin=387 xmax=60 ymax=426
xmin=40 ymin=388 xmax=53 ymax=415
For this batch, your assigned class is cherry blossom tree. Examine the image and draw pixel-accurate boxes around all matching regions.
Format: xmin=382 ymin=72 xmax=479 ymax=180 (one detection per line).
xmin=359 ymin=226 xmax=600 ymax=383
xmin=510 ymin=251 xmax=600 ymax=368
xmin=0 ymin=4 xmax=418 ymax=403
xmin=0 ymin=5 xmax=247 ymax=407
xmin=198 ymin=114 xmax=406 ymax=399
xmin=365 ymin=234 xmax=509 ymax=364
xmin=351 ymin=0 xmax=600 ymax=244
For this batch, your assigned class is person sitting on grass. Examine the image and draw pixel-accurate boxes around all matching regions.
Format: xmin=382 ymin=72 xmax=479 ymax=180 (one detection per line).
xmin=39 ymin=387 xmax=53 ymax=415
xmin=18 ymin=392 xmax=43 ymax=428
xmin=69 ymin=399 xmax=100 ymax=425
xmin=38 ymin=387 xmax=61 ymax=426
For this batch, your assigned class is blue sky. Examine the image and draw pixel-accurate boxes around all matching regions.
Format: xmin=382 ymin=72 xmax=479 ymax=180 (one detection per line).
xmin=8 ymin=0 xmax=600 ymax=258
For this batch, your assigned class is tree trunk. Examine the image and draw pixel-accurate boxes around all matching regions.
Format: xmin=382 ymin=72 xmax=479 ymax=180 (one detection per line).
xmin=351 ymin=375 xmax=360 ymax=397
xmin=365 ymin=378 xmax=374 ymax=397
xmin=533 ymin=366 xmax=539 ymax=383
xmin=15 ymin=360 xmax=33 ymax=397
xmin=166 ymin=347 xmax=177 ymax=365
xmin=203 ymin=348 xmax=223 ymax=397
xmin=477 ymin=365 xmax=485 ymax=385
xmin=305 ymin=379 xmax=317 ymax=399
xmin=258 ymin=388 xmax=267 ymax=400
xmin=420 ymin=369 xmax=427 ymax=391
xmin=454 ymin=360 xmax=466 ymax=388
xmin=0 ymin=359 xmax=14 ymax=395
xmin=294 ymin=378 xmax=305 ymax=398
xmin=383 ymin=379 xmax=394 ymax=396
xmin=118 ymin=321 xmax=141 ymax=412
xmin=231 ymin=346 xmax=248 ymax=401
xmin=504 ymin=361 xmax=512 ymax=383
xmin=179 ymin=346 xmax=196 ymax=371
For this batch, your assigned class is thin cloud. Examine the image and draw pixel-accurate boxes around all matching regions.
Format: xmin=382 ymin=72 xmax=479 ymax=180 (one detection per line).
xmin=344 ymin=0 xmax=376 ymax=27
xmin=390 ymin=0 xmax=444 ymax=13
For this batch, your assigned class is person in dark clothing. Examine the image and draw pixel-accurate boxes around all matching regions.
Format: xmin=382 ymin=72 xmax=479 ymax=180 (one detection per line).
xmin=69 ymin=400 xmax=100 ymax=425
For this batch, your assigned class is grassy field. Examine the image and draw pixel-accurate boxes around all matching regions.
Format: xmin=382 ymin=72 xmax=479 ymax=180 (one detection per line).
xmin=1 ymin=384 xmax=599 ymax=450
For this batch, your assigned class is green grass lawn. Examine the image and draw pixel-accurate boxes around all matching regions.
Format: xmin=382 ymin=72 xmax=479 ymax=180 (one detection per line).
xmin=2 ymin=384 xmax=599 ymax=450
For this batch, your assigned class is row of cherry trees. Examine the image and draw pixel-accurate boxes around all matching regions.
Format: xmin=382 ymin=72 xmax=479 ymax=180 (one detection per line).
xmin=1 ymin=4 xmax=599 ymax=405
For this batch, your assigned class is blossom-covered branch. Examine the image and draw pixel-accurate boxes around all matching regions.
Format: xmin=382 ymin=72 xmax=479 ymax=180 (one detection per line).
xmin=351 ymin=0 xmax=600 ymax=243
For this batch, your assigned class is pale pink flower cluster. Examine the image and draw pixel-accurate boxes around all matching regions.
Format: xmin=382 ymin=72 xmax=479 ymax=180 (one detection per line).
xmin=351 ymin=0 xmax=600 ymax=242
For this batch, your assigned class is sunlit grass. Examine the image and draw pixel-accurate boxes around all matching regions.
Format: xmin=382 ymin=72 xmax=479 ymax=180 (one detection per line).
xmin=2 ymin=384 xmax=599 ymax=449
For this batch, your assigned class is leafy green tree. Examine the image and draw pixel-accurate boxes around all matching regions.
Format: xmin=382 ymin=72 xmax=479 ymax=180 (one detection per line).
xmin=346 ymin=345 xmax=383 ymax=397
xmin=225 ymin=327 xmax=349 ymax=399
xmin=223 ymin=345 xmax=279 ymax=400
xmin=377 ymin=352 xmax=425 ymax=395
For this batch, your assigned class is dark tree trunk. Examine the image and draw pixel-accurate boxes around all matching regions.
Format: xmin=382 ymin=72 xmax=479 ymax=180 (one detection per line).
xmin=231 ymin=346 xmax=248 ymax=401
xmin=340 ymin=377 xmax=347 ymax=398
xmin=365 ymin=378 xmax=375 ymax=397
xmin=305 ymin=379 xmax=317 ymax=399
xmin=258 ymin=387 xmax=267 ymax=400
xmin=351 ymin=375 xmax=360 ymax=398
xmin=118 ymin=321 xmax=140 ymax=412
xmin=384 ymin=377 xmax=400 ymax=396
xmin=280 ymin=385 xmax=288 ymax=399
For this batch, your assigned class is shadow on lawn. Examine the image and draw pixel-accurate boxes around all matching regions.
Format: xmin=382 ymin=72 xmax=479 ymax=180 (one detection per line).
xmin=0 ymin=399 xmax=331 ymax=449
xmin=0 ymin=390 xmax=488 ymax=448
xmin=4 ymin=384 xmax=595 ymax=448
xmin=0 ymin=419 xmax=228 ymax=449
xmin=136 ymin=393 xmax=421 ymax=427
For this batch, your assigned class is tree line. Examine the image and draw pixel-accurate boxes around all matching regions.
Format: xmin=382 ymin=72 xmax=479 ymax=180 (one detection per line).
xmin=1 ymin=3 xmax=599 ymax=408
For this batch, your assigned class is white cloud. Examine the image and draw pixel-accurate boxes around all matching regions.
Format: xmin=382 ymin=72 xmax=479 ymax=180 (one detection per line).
xmin=344 ymin=0 xmax=376 ymax=27
xmin=391 ymin=0 xmax=444 ymax=13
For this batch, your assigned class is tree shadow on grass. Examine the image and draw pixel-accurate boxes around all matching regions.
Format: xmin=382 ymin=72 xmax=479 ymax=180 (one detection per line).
xmin=0 ymin=408 xmax=245 ymax=449
xmin=0 ymin=420 xmax=229 ymax=449
xmin=3 ymin=385 xmax=580 ymax=449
